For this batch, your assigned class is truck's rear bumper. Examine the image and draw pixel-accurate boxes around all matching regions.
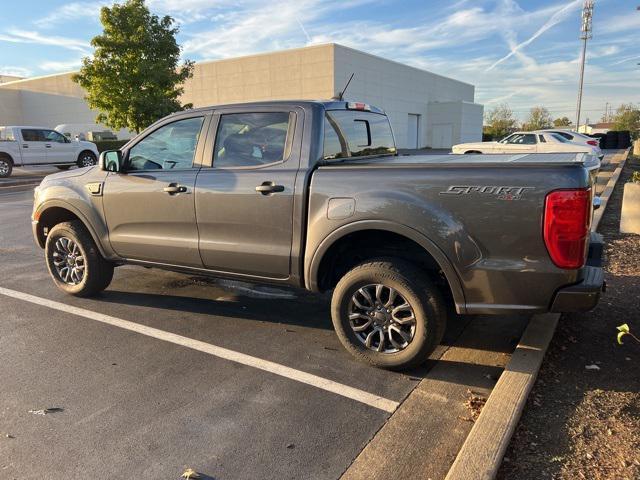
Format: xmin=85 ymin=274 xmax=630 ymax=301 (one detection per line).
xmin=549 ymin=233 xmax=605 ymax=313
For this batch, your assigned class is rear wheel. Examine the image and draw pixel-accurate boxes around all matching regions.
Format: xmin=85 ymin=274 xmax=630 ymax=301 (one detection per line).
xmin=45 ymin=220 xmax=114 ymax=297
xmin=0 ymin=156 xmax=13 ymax=178
xmin=331 ymin=258 xmax=447 ymax=370
xmin=77 ymin=151 xmax=97 ymax=168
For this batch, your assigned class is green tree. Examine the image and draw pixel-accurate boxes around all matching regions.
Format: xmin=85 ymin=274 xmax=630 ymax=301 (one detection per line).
xmin=612 ymin=103 xmax=640 ymax=139
xmin=73 ymin=0 xmax=194 ymax=133
xmin=553 ymin=116 xmax=572 ymax=127
xmin=484 ymin=103 xmax=518 ymax=140
xmin=522 ymin=106 xmax=552 ymax=131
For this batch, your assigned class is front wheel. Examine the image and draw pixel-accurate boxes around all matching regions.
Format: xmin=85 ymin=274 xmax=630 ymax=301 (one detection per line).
xmin=77 ymin=151 xmax=97 ymax=168
xmin=45 ymin=220 xmax=114 ymax=297
xmin=331 ymin=259 xmax=447 ymax=370
xmin=0 ymin=156 xmax=13 ymax=178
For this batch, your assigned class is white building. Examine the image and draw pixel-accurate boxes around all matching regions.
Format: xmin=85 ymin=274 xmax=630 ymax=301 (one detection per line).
xmin=0 ymin=44 xmax=482 ymax=148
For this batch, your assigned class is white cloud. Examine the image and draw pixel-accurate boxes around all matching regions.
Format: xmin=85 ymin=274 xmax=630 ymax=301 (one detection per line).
xmin=599 ymin=12 xmax=640 ymax=34
xmin=34 ymin=1 xmax=107 ymax=27
xmin=0 ymin=29 xmax=90 ymax=53
xmin=486 ymin=0 xmax=582 ymax=71
xmin=0 ymin=66 xmax=32 ymax=78
xmin=39 ymin=58 xmax=84 ymax=72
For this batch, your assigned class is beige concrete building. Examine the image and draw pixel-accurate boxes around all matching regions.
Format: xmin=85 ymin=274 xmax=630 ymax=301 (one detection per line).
xmin=0 ymin=43 xmax=482 ymax=148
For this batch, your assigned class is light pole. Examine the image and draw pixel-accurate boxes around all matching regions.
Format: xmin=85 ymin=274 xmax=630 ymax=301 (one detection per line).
xmin=575 ymin=0 xmax=594 ymax=131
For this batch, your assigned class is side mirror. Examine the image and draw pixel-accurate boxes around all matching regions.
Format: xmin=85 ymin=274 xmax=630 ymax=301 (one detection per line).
xmin=99 ymin=150 xmax=123 ymax=172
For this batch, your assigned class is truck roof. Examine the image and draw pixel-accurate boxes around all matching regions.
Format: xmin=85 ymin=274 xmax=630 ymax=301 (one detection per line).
xmin=170 ymin=100 xmax=386 ymax=116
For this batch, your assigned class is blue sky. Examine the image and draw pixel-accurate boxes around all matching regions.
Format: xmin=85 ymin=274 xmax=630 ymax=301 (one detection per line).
xmin=1 ymin=0 xmax=638 ymax=121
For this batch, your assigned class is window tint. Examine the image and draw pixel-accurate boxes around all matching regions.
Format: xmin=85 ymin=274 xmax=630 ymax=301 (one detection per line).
xmin=0 ymin=127 xmax=15 ymax=141
xmin=44 ymin=130 xmax=67 ymax=143
xmin=21 ymin=129 xmax=45 ymax=142
xmin=556 ymin=131 xmax=572 ymax=140
xmin=128 ymin=116 xmax=204 ymax=171
xmin=552 ymin=133 xmax=569 ymax=143
xmin=538 ymin=134 xmax=546 ymax=143
xmin=213 ymin=112 xmax=291 ymax=168
xmin=323 ymin=110 xmax=396 ymax=160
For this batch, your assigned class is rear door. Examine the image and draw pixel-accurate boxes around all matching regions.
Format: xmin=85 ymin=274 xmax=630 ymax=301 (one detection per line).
xmin=195 ymin=108 xmax=302 ymax=279
xmin=18 ymin=129 xmax=47 ymax=165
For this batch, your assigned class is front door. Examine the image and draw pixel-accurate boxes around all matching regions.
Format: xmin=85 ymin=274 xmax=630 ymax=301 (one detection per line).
xmin=102 ymin=115 xmax=207 ymax=267
xmin=42 ymin=129 xmax=75 ymax=163
xmin=18 ymin=128 xmax=47 ymax=165
xmin=195 ymin=110 xmax=299 ymax=279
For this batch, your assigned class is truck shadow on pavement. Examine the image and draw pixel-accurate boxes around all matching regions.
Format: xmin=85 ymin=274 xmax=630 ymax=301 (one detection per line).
xmin=98 ymin=289 xmax=335 ymax=330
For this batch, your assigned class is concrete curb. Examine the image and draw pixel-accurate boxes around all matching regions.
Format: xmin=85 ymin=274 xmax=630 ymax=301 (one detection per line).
xmin=592 ymin=148 xmax=630 ymax=231
xmin=444 ymin=313 xmax=559 ymax=480
xmin=445 ymin=148 xmax=630 ymax=480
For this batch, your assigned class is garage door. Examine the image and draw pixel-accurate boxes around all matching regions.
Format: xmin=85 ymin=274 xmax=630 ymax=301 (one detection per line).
xmin=432 ymin=124 xmax=453 ymax=149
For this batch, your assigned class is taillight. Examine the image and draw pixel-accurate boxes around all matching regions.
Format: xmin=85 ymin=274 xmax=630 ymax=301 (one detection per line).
xmin=587 ymin=140 xmax=598 ymax=146
xmin=543 ymin=189 xmax=591 ymax=269
xmin=346 ymin=102 xmax=371 ymax=111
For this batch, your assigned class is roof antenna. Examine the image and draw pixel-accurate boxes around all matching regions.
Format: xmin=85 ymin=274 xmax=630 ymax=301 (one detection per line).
xmin=333 ymin=73 xmax=354 ymax=101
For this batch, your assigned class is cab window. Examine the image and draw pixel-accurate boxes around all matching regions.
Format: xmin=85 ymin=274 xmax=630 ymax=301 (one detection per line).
xmin=21 ymin=129 xmax=45 ymax=142
xmin=212 ymin=112 xmax=292 ymax=168
xmin=323 ymin=110 xmax=396 ymax=159
xmin=43 ymin=130 xmax=67 ymax=143
xmin=127 ymin=116 xmax=204 ymax=171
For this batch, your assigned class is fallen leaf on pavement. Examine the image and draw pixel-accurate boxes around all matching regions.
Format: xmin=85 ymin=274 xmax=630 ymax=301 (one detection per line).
xmin=181 ymin=468 xmax=200 ymax=479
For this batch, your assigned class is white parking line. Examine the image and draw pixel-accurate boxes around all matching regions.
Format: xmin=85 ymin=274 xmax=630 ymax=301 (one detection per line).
xmin=0 ymin=286 xmax=399 ymax=413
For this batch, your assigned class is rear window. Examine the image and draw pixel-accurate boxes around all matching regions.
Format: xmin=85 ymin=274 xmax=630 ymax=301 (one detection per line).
xmin=323 ymin=110 xmax=396 ymax=160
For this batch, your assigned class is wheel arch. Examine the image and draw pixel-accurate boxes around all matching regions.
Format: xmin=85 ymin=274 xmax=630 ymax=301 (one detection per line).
xmin=306 ymin=221 xmax=466 ymax=313
xmin=34 ymin=201 xmax=108 ymax=258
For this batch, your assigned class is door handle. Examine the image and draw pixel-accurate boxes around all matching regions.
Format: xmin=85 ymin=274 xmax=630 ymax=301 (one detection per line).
xmin=255 ymin=182 xmax=285 ymax=195
xmin=45 ymin=144 xmax=52 ymax=148
xmin=22 ymin=144 xmax=28 ymax=148
xmin=163 ymin=184 xmax=188 ymax=194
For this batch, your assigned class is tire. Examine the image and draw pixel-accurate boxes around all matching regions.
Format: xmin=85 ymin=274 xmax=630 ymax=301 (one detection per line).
xmin=45 ymin=220 xmax=114 ymax=297
xmin=331 ymin=258 xmax=447 ymax=370
xmin=0 ymin=155 xmax=13 ymax=178
xmin=464 ymin=150 xmax=481 ymax=154
xmin=56 ymin=165 xmax=71 ymax=170
xmin=77 ymin=150 xmax=97 ymax=168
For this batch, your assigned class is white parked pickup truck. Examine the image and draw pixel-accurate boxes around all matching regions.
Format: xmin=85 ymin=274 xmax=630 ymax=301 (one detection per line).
xmin=452 ymin=131 xmax=604 ymax=159
xmin=0 ymin=126 xmax=99 ymax=178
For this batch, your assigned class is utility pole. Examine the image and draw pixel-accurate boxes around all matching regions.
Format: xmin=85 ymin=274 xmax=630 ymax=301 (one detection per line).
xmin=575 ymin=0 xmax=594 ymax=131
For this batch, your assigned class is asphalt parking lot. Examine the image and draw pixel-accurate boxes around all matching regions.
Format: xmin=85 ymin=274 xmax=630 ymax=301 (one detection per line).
xmin=1 ymin=151 xmax=620 ymax=480
xmin=0 ymin=182 xmax=535 ymax=479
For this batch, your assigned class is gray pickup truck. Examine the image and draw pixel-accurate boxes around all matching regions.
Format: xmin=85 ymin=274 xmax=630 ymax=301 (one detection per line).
xmin=32 ymin=100 xmax=605 ymax=369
